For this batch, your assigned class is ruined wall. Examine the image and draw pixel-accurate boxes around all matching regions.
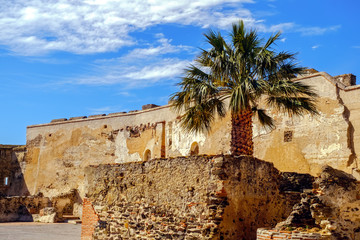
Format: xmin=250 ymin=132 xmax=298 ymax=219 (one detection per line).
xmin=254 ymin=72 xmax=359 ymax=176
xmin=261 ymin=165 xmax=360 ymax=240
xmin=0 ymin=145 xmax=28 ymax=196
xmin=313 ymin=166 xmax=360 ymax=239
xmin=25 ymin=106 xmax=230 ymax=198
xmin=82 ymin=155 xmax=297 ymax=240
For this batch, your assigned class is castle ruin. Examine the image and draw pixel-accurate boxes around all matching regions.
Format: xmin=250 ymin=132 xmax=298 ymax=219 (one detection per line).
xmin=1 ymin=70 xmax=360 ymax=239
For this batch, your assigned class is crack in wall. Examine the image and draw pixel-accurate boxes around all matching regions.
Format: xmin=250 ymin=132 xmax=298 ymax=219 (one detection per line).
xmin=336 ymin=84 xmax=357 ymax=168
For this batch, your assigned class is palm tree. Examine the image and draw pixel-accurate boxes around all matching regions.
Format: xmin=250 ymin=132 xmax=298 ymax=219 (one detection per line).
xmin=170 ymin=21 xmax=318 ymax=156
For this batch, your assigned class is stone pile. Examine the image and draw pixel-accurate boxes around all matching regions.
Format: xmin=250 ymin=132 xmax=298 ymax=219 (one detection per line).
xmin=273 ymin=165 xmax=360 ymax=240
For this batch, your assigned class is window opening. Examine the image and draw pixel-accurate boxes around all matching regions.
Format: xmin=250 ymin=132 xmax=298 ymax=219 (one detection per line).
xmin=4 ymin=177 xmax=9 ymax=186
xmin=284 ymin=131 xmax=293 ymax=142
xmin=190 ymin=142 xmax=199 ymax=156
xmin=144 ymin=149 xmax=151 ymax=161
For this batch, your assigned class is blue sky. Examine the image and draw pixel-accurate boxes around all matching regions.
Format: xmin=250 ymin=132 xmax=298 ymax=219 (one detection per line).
xmin=0 ymin=0 xmax=359 ymax=145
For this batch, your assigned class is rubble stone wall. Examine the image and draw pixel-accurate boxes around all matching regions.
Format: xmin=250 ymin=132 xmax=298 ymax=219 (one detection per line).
xmin=261 ymin=166 xmax=360 ymax=240
xmin=83 ymin=155 xmax=297 ymax=240
xmin=0 ymin=196 xmax=51 ymax=222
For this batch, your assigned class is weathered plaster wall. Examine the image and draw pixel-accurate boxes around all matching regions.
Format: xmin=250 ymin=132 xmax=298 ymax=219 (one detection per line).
xmin=0 ymin=145 xmax=28 ymax=196
xmin=25 ymin=106 xmax=230 ymax=198
xmin=83 ymin=155 xmax=296 ymax=240
xmin=254 ymin=72 xmax=358 ymax=176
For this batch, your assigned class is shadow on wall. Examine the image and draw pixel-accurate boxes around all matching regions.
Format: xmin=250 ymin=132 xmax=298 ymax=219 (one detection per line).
xmin=0 ymin=146 xmax=29 ymax=197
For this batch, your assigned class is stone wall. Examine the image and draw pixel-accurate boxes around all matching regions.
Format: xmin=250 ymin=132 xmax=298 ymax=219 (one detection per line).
xmin=82 ymin=155 xmax=299 ymax=240
xmin=0 ymin=145 xmax=28 ymax=196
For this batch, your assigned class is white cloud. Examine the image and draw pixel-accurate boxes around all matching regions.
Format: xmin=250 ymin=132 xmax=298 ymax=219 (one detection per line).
xmin=0 ymin=0 xmax=342 ymax=55
xmin=124 ymin=35 xmax=193 ymax=59
xmin=297 ymin=25 xmax=341 ymax=36
xmin=63 ymin=34 xmax=192 ymax=88
xmin=312 ymin=45 xmax=320 ymax=49
xmin=257 ymin=22 xmax=340 ymax=36
xmin=353 ymin=46 xmax=360 ymax=49
xmin=123 ymin=59 xmax=188 ymax=81
xmin=72 ymin=57 xmax=190 ymax=87
xmin=87 ymin=106 xmax=125 ymax=114
xmin=0 ymin=0 xmax=254 ymax=55
xmin=267 ymin=22 xmax=295 ymax=32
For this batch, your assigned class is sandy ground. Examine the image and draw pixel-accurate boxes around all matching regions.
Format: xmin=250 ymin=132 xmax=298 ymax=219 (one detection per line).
xmin=0 ymin=222 xmax=81 ymax=240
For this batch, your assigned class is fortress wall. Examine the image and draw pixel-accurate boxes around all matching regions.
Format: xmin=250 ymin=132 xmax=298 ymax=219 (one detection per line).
xmin=23 ymin=71 xmax=360 ymax=199
xmin=25 ymin=105 xmax=231 ymax=198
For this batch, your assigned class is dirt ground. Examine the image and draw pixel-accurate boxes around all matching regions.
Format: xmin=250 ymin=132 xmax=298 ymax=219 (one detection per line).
xmin=0 ymin=222 xmax=81 ymax=240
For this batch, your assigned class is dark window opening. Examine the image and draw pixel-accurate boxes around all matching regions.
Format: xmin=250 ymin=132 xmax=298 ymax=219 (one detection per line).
xmin=284 ymin=131 xmax=293 ymax=142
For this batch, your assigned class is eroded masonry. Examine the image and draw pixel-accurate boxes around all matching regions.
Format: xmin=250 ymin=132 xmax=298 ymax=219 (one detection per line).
xmin=1 ymin=70 xmax=360 ymax=239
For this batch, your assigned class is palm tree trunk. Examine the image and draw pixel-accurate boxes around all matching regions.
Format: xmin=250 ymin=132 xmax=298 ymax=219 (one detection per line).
xmin=231 ymin=108 xmax=254 ymax=156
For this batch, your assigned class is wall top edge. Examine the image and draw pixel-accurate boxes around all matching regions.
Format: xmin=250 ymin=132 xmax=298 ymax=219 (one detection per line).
xmin=0 ymin=144 xmax=26 ymax=150
xmin=27 ymin=104 xmax=172 ymax=129
xmin=295 ymin=71 xmax=360 ymax=91
xmin=27 ymin=71 xmax=360 ymax=129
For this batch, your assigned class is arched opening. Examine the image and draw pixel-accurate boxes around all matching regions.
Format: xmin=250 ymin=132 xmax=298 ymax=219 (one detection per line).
xmin=190 ymin=142 xmax=199 ymax=156
xmin=144 ymin=149 xmax=151 ymax=161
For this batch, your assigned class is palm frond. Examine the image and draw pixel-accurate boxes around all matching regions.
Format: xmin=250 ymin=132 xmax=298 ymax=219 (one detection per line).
xmin=266 ymin=96 xmax=319 ymax=116
xmin=252 ymin=107 xmax=275 ymax=129
xmin=178 ymin=98 xmax=226 ymax=133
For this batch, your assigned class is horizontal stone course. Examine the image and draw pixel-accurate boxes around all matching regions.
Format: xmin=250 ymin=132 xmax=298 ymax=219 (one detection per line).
xmin=257 ymin=228 xmax=324 ymax=240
